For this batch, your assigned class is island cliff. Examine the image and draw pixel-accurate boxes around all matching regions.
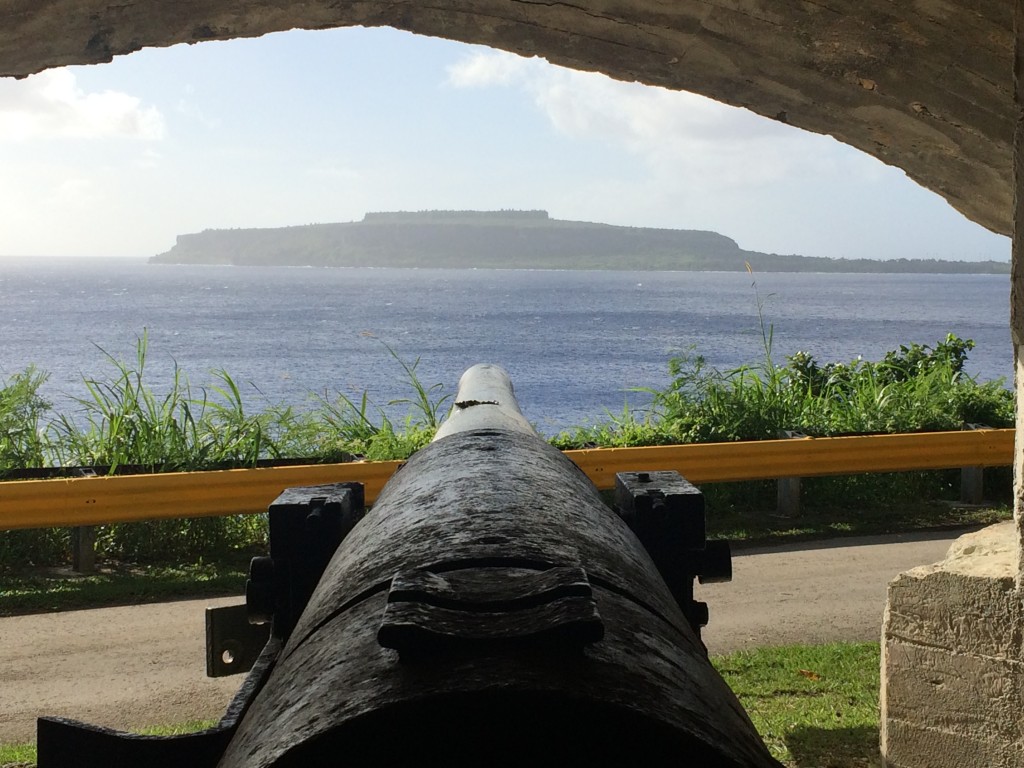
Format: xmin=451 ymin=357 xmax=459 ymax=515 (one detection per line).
xmin=150 ymin=211 xmax=1009 ymax=274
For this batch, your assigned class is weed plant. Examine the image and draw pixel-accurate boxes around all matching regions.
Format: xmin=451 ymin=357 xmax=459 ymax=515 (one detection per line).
xmin=550 ymin=335 xmax=1013 ymax=448
xmin=309 ymin=342 xmax=446 ymax=461
xmin=714 ymin=641 xmax=881 ymax=765
xmin=0 ymin=322 xmax=1014 ymax=570
xmin=0 ymin=365 xmax=49 ymax=470
xmin=0 ymin=336 xmax=449 ymax=569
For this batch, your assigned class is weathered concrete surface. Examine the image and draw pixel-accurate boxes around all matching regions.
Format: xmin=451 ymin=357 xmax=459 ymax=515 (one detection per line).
xmin=880 ymin=521 xmax=1024 ymax=768
xmin=1011 ymin=0 xmax=1024 ymax=589
xmin=0 ymin=2 xmax=1014 ymax=238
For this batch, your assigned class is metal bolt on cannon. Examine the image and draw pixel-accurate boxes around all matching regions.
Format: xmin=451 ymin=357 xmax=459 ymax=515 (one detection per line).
xmin=37 ymin=364 xmax=782 ymax=767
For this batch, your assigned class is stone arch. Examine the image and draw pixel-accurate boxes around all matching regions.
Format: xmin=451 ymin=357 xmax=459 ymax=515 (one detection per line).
xmin=2 ymin=4 xmax=1022 ymax=766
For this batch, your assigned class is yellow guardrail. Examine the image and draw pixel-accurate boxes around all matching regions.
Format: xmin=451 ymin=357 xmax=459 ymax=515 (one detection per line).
xmin=568 ymin=428 xmax=1014 ymax=489
xmin=0 ymin=429 xmax=1013 ymax=531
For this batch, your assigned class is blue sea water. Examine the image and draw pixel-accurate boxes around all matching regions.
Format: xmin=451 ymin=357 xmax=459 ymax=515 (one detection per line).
xmin=0 ymin=257 xmax=1012 ymax=435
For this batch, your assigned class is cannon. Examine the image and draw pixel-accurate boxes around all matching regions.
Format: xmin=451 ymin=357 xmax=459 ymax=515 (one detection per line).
xmin=38 ymin=364 xmax=782 ymax=767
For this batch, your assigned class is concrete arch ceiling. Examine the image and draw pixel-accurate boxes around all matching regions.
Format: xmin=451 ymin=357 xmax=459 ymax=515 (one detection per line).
xmin=1 ymin=1 xmax=1014 ymax=236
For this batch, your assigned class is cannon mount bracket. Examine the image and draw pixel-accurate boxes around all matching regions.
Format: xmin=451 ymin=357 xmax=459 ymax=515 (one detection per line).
xmin=614 ymin=471 xmax=732 ymax=636
xmin=205 ymin=482 xmax=366 ymax=678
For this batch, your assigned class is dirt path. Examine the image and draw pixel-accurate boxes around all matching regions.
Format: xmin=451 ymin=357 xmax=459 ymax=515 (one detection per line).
xmin=698 ymin=530 xmax=959 ymax=653
xmin=0 ymin=529 xmax=964 ymax=745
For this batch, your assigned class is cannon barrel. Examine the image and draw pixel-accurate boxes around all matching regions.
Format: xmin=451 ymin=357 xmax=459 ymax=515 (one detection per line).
xmin=38 ymin=364 xmax=781 ymax=767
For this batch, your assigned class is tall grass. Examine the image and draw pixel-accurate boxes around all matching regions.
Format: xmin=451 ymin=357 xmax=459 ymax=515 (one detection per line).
xmin=649 ymin=335 xmax=1012 ymax=441
xmin=556 ymin=269 xmax=1012 ymax=449
xmin=553 ymin=335 xmax=1013 ymax=449
xmin=0 ymin=365 xmax=49 ymax=470
xmin=309 ymin=341 xmax=447 ymax=461
xmin=1 ymin=334 xmax=451 ymax=476
xmin=0 ymin=335 xmax=452 ymax=568
xmin=0 ymin=326 xmax=1013 ymax=570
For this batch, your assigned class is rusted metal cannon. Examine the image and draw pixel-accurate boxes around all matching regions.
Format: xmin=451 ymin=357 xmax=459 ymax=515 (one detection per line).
xmin=38 ymin=364 xmax=781 ymax=767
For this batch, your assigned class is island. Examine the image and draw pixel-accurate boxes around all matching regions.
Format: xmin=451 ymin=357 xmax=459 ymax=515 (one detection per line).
xmin=150 ymin=210 xmax=1010 ymax=274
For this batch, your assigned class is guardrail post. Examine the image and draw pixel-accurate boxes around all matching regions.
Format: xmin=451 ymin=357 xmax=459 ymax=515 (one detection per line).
xmin=960 ymin=423 xmax=988 ymax=505
xmin=71 ymin=526 xmax=96 ymax=573
xmin=960 ymin=466 xmax=985 ymax=505
xmin=776 ymin=430 xmax=805 ymax=517
xmin=71 ymin=467 xmax=98 ymax=573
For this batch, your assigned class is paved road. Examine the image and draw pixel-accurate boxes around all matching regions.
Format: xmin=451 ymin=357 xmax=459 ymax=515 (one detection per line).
xmin=0 ymin=529 xmax=964 ymax=744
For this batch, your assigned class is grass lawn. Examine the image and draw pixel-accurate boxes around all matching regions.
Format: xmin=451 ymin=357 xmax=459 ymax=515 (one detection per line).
xmin=0 ymin=742 xmax=34 ymax=767
xmin=714 ymin=642 xmax=882 ymax=767
xmin=0 ymin=643 xmax=883 ymax=768
xmin=709 ymin=500 xmax=1011 ymax=545
xmin=0 ymin=721 xmax=217 ymax=768
xmin=0 ymin=560 xmax=247 ymax=617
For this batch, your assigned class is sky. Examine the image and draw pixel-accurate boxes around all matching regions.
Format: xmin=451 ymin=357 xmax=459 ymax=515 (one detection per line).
xmin=0 ymin=26 xmax=1011 ymax=262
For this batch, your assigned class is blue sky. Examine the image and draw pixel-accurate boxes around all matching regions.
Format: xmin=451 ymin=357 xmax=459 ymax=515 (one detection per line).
xmin=0 ymin=26 xmax=1011 ymax=261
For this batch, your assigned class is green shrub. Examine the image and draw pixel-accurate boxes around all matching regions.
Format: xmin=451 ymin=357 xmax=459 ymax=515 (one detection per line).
xmin=0 ymin=528 xmax=70 ymax=571
xmin=0 ymin=365 xmax=50 ymax=471
xmin=641 ymin=334 xmax=1013 ymax=443
xmin=96 ymin=514 xmax=267 ymax=564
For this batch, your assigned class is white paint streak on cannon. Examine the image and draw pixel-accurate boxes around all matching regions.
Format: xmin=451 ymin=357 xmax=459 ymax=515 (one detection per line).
xmin=433 ymin=363 xmax=536 ymax=440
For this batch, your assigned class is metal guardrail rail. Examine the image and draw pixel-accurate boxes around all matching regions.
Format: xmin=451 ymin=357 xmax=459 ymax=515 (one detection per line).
xmin=0 ymin=428 xmax=1013 ymax=531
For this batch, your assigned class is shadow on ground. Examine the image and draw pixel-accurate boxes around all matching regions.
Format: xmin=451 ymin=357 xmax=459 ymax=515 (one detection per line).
xmin=786 ymin=724 xmax=881 ymax=767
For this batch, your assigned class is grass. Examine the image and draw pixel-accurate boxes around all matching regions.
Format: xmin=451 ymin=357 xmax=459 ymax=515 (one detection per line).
xmin=553 ymin=334 xmax=1014 ymax=449
xmin=135 ymin=720 xmax=217 ymax=736
xmin=0 ymin=721 xmax=218 ymax=768
xmin=0 ymin=742 xmax=34 ymax=768
xmin=0 ymin=333 xmax=445 ymax=478
xmin=2 ymin=329 xmax=1013 ymax=477
xmin=708 ymin=499 xmax=1013 ymax=545
xmin=0 ymin=560 xmax=248 ymax=617
xmin=714 ymin=642 xmax=882 ymax=766
xmin=0 ymin=644 xmax=883 ymax=768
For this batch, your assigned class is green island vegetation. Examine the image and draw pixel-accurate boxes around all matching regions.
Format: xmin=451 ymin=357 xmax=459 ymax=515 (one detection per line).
xmin=150 ymin=210 xmax=1010 ymax=274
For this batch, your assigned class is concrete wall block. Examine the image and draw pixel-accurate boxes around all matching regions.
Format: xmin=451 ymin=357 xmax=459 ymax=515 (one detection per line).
xmin=885 ymin=571 xmax=1022 ymax=659
xmin=882 ymin=717 xmax=1024 ymax=768
xmin=881 ymin=523 xmax=1024 ymax=768
xmin=882 ymin=639 xmax=1023 ymax=744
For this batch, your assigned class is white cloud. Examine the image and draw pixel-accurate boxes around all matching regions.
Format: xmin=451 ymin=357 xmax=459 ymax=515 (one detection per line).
xmin=52 ymin=177 xmax=97 ymax=204
xmin=447 ymin=50 xmax=880 ymax=192
xmin=0 ymin=69 xmax=165 ymax=140
xmin=446 ymin=51 xmax=536 ymax=88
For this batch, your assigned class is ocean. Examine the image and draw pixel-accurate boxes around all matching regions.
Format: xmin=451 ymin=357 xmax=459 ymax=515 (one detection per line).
xmin=0 ymin=257 xmax=1012 ymax=435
